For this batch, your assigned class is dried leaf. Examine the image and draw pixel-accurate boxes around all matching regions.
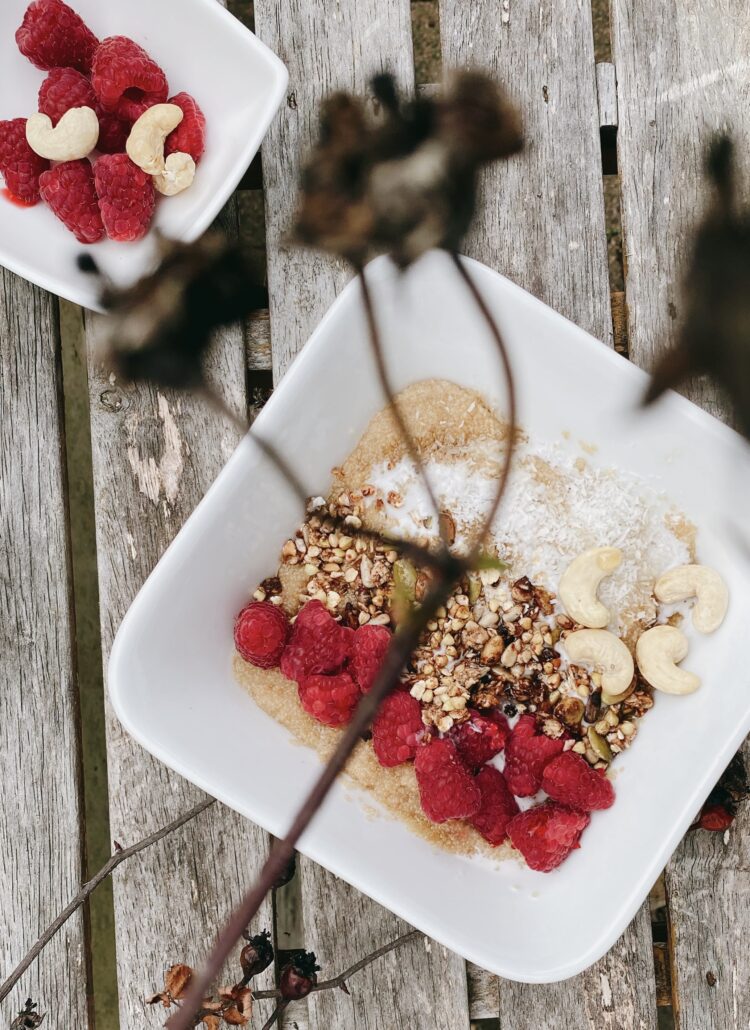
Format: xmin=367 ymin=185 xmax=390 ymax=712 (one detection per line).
xmin=200 ymin=1016 xmax=222 ymax=1030
xmin=147 ymin=963 xmax=194 ymax=1007
xmin=90 ymin=232 xmax=264 ymax=392
xmin=10 ymin=999 xmax=45 ymax=1029
xmin=644 ymin=136 xmax=750 ymax=437
xmin=294 ymin=71 xmax=523 ymax=267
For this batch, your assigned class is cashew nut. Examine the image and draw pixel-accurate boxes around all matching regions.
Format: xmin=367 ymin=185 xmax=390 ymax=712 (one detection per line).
xmin=26 ymin=107 xmax=99 ymax=161
xmin=154 ymin=152 xmax=196 ymax=196
xmin=126 ymin=104 xmax=184 ymax=176
xmin=562 ymin=629 xmax=634 ymax=696
xmin=558 ymin=546 xmax=622 ymax=628
xmin=654 ymin=564 xmax=728 ymax=634
xmin=636 ymin=625 xmax=700 ymax=695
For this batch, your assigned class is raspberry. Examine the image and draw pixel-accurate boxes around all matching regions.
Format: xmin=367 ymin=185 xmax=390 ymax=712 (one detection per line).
xmin=165 ymin=93 xmax=206 ymax=162
xmin=39 ymin=160 xmax=104 ymax=244
xmin=234 ymin=601 xmax=290 ymax=669
xmin=0 ymin=119 xmax=49 ymax=204
xmin=414 ymin=738 xmax=481 ymax=823
xmin=38 ymin=68 xmax=130 ymax=154
xmin=541 ymin=751 xmax=615 ymax=812
xmin=94 ymin=154 xmax=155 ymax=242
xmin=97 ymin=113 xmax=132 ymax=155
xmin=451 ymin=709 xmax=509 ymax=772
xmin=507 ymin=802 xmax=590 ymax=872
xmin=280 ymin=600 xmax=354 ymax=682
xmin=298 ymin=672 xmax=360 ymax=727
xmin=699 ymin=803 xmax=734 ymax=832
xmin=16 ymin=0 xmax=99 ymax=73
xmin=470 ymin=766 xmax=519 ymax=845
xmin=504 ymin=714 xmax=565 ymax=797
xmin=91 ymin=36 xmax=169 ymax=123
xmin=349 ymin=623 xmax=391 ymax=693
xmin=371 ymin=691 xmax=424 ymax=766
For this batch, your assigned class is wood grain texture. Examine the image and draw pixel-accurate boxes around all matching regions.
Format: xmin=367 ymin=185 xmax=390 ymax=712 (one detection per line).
xmin=0 ymin=270 xmax=89 ymax=1026
xmin=253 ymin=2 xmax=471 ymax=1026
xmin=440 ymin=0 xmax=613 ymax=344
xmin=440 ymin=1 xmax=656 ymax=1024
xmin=84 ymin=201 xmax=273 ymax=1029
xmin=299 ymin=865 xmax=470 ymax=1030
xmin=254 ymin=0 xmax=415 ymax=380
xmin=596 ymin=62 xmax=618 ymax=128
xmin=611 ymin=2 xmax=750 ymax=1026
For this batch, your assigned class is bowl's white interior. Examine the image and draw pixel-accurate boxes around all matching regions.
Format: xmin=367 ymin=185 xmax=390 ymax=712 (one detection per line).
xmin=0 ymin=0 xmax=286 ymax=308
xmin=110 ymin=252 xmax=750 ymax=982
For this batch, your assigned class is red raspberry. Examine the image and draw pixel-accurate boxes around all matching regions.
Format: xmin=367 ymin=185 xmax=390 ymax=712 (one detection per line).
xmin=94 ymin=154 xmax=155 ymax=242
xmin=451 ymin=709 xmax=509 ymax=772
xmin=507 ymin=802 xmax=590 ymax=872
xmin=97 ymin=113 xmax=132 ymax=155
xmin=699 ymin=803 xmax=734 ymax=832
xmin=298 ymin=672 xmax=360 ymax=727
xmin=470 ymin=766 xmax=519 ymax=845
xmin=372 ymin=691 xmax=424 ymax=766
xmin=39 ymin=160 xmax=104 ymax=244
xmin=16 ymin=0 xmax=99 ymax=74
xmin=38 ymin=68 xmax=130 ymax=155
xmin=504 ymin=714 xmax=565 ymax=797
xmin=91 ymin=36 xmax=169 ymax=123
xmin=165 ymin=93 xmax=207 ymax=163
xmin=541 ymin=751 xmax=615 ymax=812
xmin=349 ymin=624 xmax=391 ymax=693
xmin=414 ymin=738 xmax=481 ymax=823
xmin=0 ymin=119 xmax=49 ymax=205
xmin=280 ymin=600 xmax=354 ymax=682
xmin=234 ymin=601 xmax=290 ymax=669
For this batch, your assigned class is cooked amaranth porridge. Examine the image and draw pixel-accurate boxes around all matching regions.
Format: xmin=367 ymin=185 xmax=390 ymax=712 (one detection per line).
xmin=233 ymin=379 xmax=728 ymax=871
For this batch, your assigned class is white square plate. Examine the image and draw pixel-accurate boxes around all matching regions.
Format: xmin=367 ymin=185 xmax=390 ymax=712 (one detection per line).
xmin=109 ymin=252 xmax=750 ymax=982
xmin=0 ymin=0 xmax=287 ymax=310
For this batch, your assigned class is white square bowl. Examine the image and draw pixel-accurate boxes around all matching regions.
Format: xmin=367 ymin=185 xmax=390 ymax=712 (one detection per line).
xmin=109 ymin=252 xmax=750 ymax=982
xmin=0 ymin=0 xmax=287 ymax=310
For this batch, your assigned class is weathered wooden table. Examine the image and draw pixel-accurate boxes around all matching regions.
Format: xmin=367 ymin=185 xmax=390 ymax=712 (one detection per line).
xmin=2 ymin=1 xmax=749 ymax=1027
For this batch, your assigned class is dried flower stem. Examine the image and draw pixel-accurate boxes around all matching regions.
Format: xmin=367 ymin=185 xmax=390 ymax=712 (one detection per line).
xmin=0 ymin=799 xmax=215 ymax=1006
xmin=167 ymin=256 xmax=517 ymax=1030
xmin=261 ymin=1002 xmax=287 ymax=1030
xmin=167 ymin=579 xmax=460 ymax=1030
xmin=252 ymin=929 xmax=423 ymax=1000
xmin=449 ymin=252 xmax=518 ymax=556
xmin=357 ymin=267 xmax=446 ymax=541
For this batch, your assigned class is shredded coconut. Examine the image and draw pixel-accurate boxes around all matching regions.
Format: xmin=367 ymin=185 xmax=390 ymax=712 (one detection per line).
xmin=365 ymin=439 xmax=693 ymax=636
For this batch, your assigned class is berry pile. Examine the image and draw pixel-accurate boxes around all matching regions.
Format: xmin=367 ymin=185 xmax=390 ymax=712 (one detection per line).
xmin=1 ymin=0 xmax=206 ymax=242
xmin=235 ymin=590 xmax=617 ymax=873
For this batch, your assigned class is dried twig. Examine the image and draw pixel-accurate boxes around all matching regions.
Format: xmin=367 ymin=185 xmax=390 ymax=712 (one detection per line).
xmin=167 ymin=579 xmax=461 ymax=1030
xmin=252 ymin=929 xmax=423 ymax=1000
xmin=260 ymin=1003 xmax=287 ymax=1030
xmin=0 ymin=799 xmax=215 ymax=1006
xmin=168 ymin=256 xmax=517 ymax=1030
xmin=357 ymin=267 xmax=446 ymax=540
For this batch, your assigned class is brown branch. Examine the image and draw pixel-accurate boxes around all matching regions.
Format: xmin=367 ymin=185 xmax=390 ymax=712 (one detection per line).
xmin=261 ymin=1002 xmax=287 ymax=1030
xmin=0 ymin=799 xmax=215 ymax=1006
xmin=165 ymin=256 xmax=518 ymax=1030
xmin=252 ymin=929 xmax=423 ymax=1000
xmin=357 ymin=267 xmax=448 ymax=544
xmin=449 ymin=252 xmax=517 ymax=557
xmin=166 ymin=577 xmax=461 ymax=1030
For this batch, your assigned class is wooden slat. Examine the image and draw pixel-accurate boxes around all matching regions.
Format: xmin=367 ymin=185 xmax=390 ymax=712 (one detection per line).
xmin=84 ymin=199 xmax=274 ymax=1028
xmin=253 ymin=2 xmax=472 ymax=1027
xmin=610 ymin=2 xmax=750 ymax=1027
xmin=596 ymin=62 xmax=618 ymax=129
xmin=0 ymin=271 xmax=89 ymax=1025
xmin=440 ymin=0 xmax=613 ymax=343
xmin=439 ymin=1 xmax=657 ymax=1025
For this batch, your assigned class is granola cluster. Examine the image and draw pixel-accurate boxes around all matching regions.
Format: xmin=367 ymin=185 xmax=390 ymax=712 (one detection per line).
xmin=258 ymin=489 xmax=654 ymax=771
